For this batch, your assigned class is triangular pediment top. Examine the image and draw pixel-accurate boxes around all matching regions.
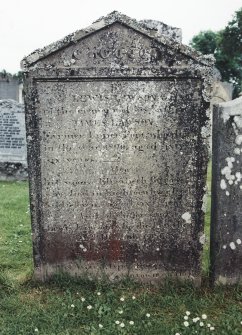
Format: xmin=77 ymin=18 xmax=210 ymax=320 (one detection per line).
xmin=21 ymin=11 xmax=214 ymax=70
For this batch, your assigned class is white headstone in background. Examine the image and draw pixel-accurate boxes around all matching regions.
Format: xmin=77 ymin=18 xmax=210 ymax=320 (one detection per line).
xmin=0 ymin=99 xmax=27 ymax=180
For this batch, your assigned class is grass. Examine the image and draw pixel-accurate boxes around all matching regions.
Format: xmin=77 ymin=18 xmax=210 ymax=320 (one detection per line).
xmin=1 ymin=167 xmax=242 ymax=334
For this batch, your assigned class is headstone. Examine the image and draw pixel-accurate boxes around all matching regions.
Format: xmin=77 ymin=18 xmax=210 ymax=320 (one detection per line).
xmin=208 ymin=80 xmax=233 ymax=154
xmin=0 ymin=99 xmax=27 ymax=180
xmin=211 ymin=81 xmax=233 ymax=105
xmin=21 ymin=11 xmax=214 ymax=283
xmin=211 ymin=97 xmax=242 ymax=285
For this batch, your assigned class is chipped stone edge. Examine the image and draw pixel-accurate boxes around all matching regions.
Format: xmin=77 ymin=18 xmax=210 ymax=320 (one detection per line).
xmin=139 ymin=19 xmax=182 ymax=43
xmin=21 ymin=11 xmax=215 ymax=71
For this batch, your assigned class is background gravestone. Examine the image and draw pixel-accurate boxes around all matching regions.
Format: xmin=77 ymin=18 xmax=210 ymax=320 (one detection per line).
xmin=0 ymin=99 xmax=27 ymax=180
xmin=208 ymin=79 xmax=233 ymax=154
xmin=22 ymin=12 xmax=214 ymax=283
xmin=211 ymin=96 xmax=242 ymax=285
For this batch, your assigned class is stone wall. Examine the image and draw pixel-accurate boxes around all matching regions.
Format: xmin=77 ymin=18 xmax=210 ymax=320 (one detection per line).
xmin=0 ymin=76 xmax=20 ymax=101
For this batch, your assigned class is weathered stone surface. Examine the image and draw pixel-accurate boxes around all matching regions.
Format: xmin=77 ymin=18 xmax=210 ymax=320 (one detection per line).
xmin=0 ymin=99 xmax=27 ymax=180
xmin=139 ymin=19 xmax=182 ymax=43
xmin=22 ymin=12 xmax=214 ymax=283
xmin=211 ymin=97 xmax=242 ymax=285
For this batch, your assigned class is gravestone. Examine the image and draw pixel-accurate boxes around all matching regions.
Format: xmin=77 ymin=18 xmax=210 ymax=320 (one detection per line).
xmin=211 ymin=81 xmax=233 ymax=105
xmin=21 ymin=11 xmax=214 ymax=283
xmin=211 ymin=97 xmax=242 ymax=285
xmin=208 ymin=80 xmax=233 ymax=154
xmin=0 ymin=99 xmax=27 ymax=180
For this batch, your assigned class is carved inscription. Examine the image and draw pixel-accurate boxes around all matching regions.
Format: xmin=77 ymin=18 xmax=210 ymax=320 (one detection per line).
xmin=72 ymin=45 xmax=161 ymax=63
xmin=36 ymin=79 xmax=202 ymax=269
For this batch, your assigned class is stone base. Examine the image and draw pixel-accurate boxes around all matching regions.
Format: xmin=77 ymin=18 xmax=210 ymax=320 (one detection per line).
xmin=214 ymin=275 xmax=242 ymax=286
xmin=33 ymin=261 xmax=201 ymax=286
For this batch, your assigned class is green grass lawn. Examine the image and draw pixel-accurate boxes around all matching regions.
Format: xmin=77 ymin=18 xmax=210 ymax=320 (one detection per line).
xmin=1 ymin=171 xmax=242 ymax=335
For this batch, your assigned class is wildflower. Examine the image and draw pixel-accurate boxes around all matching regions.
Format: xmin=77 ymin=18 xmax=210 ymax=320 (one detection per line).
xmin=201 ymin=314 xmax=207 ymax=320
xmin=81 ymin=297 xmax=85 ymax=302
xmin=118 ymin=310 xmax=123 ymax=314
xmin=207 ymin=323 xmax=211 ymax=327
xmin=34 ymin=329 xmax=39 ymax=332
xmin=132 ymin=295 xmax=136 ymax=300
xmin=115 ymin=321 xmax=120 ymax=325
xmin=99 ymin=324 xmax=103 ymax=329
xmin=185 ymin=311 xmax=191 ymax=316
xmin=193 ymin=317 xmax=199 ymax=323
xmin=184 ymin=316 xmax=188 ymax=320
xmin=184 ymin=321 xmax=189 ymax=327
xmin=210 ymin=326 xmax=215 ymax=331
xmin=175 ymin=333 xmax=180 ymax=335
xmin=120 ymin=297 xmax=125 ymax=301
xmin=87 ymin=305 xmax=92 ymax=310
xmin=200 ymin=322 xmax=204 ymax=327
xmin=97 ymin=292 xmax=101 ymax=296
xmin=120 ymin=322 xmax=125 ymax=328
xmin=146 ymin=313 xmax=151 ymax=318
xmin=71 ymin=304 xmax=75 ymax=308
xmin=129 ymin=321 xmax=134 ymax=325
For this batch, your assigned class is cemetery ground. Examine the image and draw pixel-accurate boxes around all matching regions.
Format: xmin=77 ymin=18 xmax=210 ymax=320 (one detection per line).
xmin=1 ymin=166 xmax=242 ymax=335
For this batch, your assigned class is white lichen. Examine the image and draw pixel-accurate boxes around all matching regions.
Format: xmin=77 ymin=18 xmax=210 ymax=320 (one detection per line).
xmin=234 ymin=147 xmax=241 ymax=155
xmin=220 ymin=179 xmax=227 ymax=190
xmin=202 ymin=193 xmax=207 ymax=212
xmin=182 ymin=212 xmax=191 ymax=224
xmin=199 ymin=234 xmax=206 ymax=245
xmin=235 ymin=135 xmax=242 ymax=146
xmin=234 ymin=115 xmax=242 ymax=128
xmin=236 ymin=172 xmax=242 ymax=182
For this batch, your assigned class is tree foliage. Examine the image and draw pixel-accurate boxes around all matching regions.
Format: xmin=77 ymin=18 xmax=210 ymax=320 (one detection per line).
xmin=0 ymin=70 xmax=23 ymax=83
xmin=190 ymin=8 xmax=242 ymax=98
xmin=190 ymin=30 xmax=218 ymax=55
